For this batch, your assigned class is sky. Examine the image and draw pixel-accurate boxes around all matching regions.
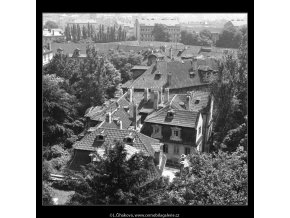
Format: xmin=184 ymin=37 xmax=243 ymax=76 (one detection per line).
xmin=45 ymin=13 xmax=247 ymax=23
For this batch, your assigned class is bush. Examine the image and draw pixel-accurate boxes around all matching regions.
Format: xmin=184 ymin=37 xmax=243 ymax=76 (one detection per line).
xmin=51 ymin=178 xmax=78 ymax=191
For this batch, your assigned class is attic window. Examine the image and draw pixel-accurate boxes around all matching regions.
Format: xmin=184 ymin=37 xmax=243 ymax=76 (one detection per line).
xmin=124 ymin=132 xmax=134 ymax=144
xmin=195 ymin=99 xmax=200 ymax=104
xmin=96 ymin=130 xmax=105 ymax=141
xmin=167 ymin=110 xmax=175 ymax=119
xmin=189 ymin=71 xmax=195 ymax=78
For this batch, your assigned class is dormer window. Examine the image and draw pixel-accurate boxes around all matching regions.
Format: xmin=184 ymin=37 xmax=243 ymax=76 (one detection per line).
xmin=195 ymin=99 xmax=200 ymax=104
xmin=124 ymin=132 xmax=134 ymax=144
xmin=96 ymin=130 xmax=105 ymax=141
xmin=170 ymin=126 xmax=182 ymax=141
xmin=167 ymin=109 xmax=175 ymax=119
xmin=151 ymin=124 xmax=162 ymax=139
xmin=189 ymin=71 xmax=195 ymax=78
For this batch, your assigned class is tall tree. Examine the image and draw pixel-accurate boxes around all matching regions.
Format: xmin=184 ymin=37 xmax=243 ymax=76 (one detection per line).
xmin=44 ymin=20 xmax=58 ymax=30
xmin=152 ymin=24 xmax=170 ymax=42
xmin=82 ymin=25 xmax=87 ymax=39
xmin=77 ymin=24 xmax=81 ymax=41
xmin=68 ymin=141 xmax=165 ymax=205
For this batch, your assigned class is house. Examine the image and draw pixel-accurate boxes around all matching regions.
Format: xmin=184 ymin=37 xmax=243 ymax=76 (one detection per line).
xmin=170 ymin=91 xmax=214 ymax=152
xmin=43 ymin=42 xmax=53 ymax=66
xmin=140 ymin=105 xmax=204 ymax=166
xmin=122 ymin=58 xmax=219 ymax=93
xmin=43 ymin=28 xmax=65 ymax=43
xmin=68 ymin=127 xmax=166 ymax=184
xmin=135 ymin=18 xmax=181 ymax=42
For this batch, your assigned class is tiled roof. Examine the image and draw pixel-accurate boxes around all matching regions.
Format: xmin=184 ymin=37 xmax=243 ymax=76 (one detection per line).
xmin=73 ymin=128 xmax=159 ymax=157
xmin=144 ymin=105 xmax=200 ymax=128
xmin=170 ymin=91 xmax=210 ymax=112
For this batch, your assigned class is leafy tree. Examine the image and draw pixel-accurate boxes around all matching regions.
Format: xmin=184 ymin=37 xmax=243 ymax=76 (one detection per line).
xmin=42 ymin=74 xmax=78 ymax=146
xmin=157 ymin=148 xmax=247 ymax=205
xmin=152 ymin=24 xmax=170 ymax=42
xmin=216 ymin=26 xmax=244 ymax=48
xmin=43 ymin=182 xmax=54 ymax=205
xmin=68 ymin=141 xmax=162 ymax=205
xmin=44 ymin=20 xmax=58 ymax=30
xmin=77 ymin=24 xmax=81 ymax=41
xmin=64 ymin=24 xmax=71 ymax=41
xmin=209 ymin=31 xmax=248 ymax=152
xmin=108 ymin=51 xmax=142 ymax=83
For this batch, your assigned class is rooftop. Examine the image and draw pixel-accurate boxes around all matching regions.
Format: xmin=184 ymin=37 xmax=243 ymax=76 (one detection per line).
xmin=73 ymin=127 xmax=160 ymax=157
xmin=144 ymin=105 xmax=200 ymax=129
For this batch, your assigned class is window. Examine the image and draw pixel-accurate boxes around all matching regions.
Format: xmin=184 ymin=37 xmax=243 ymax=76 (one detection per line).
xmin=198 ymin=126 xmax=202 ymax=135
xmin=163 ymin=144 xmax=168 ymax=153
xmin=174 ymin=145 xmax=179 ymax=154
xmin=152 ymin=125 xmax=162 ymax=139
xmin=185 ymin=147 xmax=191 ymax=155
xmin=170 ymin=127 xmax=182 ymax=141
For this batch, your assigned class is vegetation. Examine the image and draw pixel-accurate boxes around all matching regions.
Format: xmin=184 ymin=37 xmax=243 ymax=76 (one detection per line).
xmin=209 ymin=28 xmax=248 ymax=152
xmin=216 ymin=26 xmax=246 ymax=48
xmin=180 ymin=29 xmax=214 ymax=46
xmin=156 ymin=147 xmax=247 ymax=205
xmin=108 ymin=50 xmax=143 ymax=83
xmin=64 ymin=23 xmax=127 ymax=43
xmin=152 ymin=24 xmax=170 ymax=42
xmin=44 ymin=20 xmax=58 ymax=30
xmin=67 ymin=141 xmax=168 ymax=205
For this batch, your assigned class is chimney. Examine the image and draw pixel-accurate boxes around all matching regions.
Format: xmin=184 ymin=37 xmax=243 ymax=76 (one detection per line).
xmin=167 ymin=72 xmax=172 ymax=87
xmin=57 ymin=48 xmax=63 ymax=54
xmin=52 ymin=30 xmax=55 ymax=36
xmin=47 ymin=42 xmax=51 ymax=51
xmin=150 ymin=88 xmax=154 ymax=100
xmin=118 ymin=120 xmax=123 ymax=129
xmin=144 ymin=88 xmax=149 ymax=101
xmin=153 ymin=90 xmax=159 ymax=110
xmin=129 ymin=87 xmax=134 ymax=103
xmin=186 ymin=94 xmax=191 ymax=109
xmin=133 ymin=103 xmax=138 ymax=129
xmin=170 ymin=47 xmax=172 ymax=59
xmin=106 ymin=112 xmax=112 ymax=123
xmin=164 ymin=88 xmax=170 ymax=103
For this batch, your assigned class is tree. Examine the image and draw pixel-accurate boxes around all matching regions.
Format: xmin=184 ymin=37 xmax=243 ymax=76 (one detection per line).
xmin=209 ymin=31 xmax=248 ymax=152
xmin=152 ymin=24 xmax=170 ymax=42
xmin=42 ymin=74 xmax=78 ymax=146
xmin=77 ymin=24 xmax=81 ymax=41
xmin=68 ymin=141 xmax=163 ymax=205
xmin=64 ymin=24 xmax=71 ymax=41
xmin=157 ymin=148 xmax=248 ymax=205
xmin=216 ymin=26 xmax=244 ymax=48
xmin=44 ymin=20 xmax=58 ymax=30
xmin=108 ymin=50 xmax=143 ymax=83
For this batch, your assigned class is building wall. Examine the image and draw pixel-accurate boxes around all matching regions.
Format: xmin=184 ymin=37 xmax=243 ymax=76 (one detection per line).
xmin=43 ymin=52 xmax=53 ymax=66
xmin=141 ymin=122 xmax=198 ymax=163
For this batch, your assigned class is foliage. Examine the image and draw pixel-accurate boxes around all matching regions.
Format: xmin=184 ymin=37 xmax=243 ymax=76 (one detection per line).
xmin=42 ymin=74 xmax=78 ymax=146
xmin=152 ymin=24 xmax=170 ymax=42
xmin=158 ymin=148 xmax=247 ymax=205
xmin=108 ymin=51 xmax=143 ymax=83
xmin=216 ymin=26 xmax=244 ymax=48
xmin=209 ymin=31 xmax=248 ymax=152
xmin=44 ymin=20 xmax=58 ymax=30
xmin=180 ymin=30 xmax=213 ymax=46
xmin=43 ymin=182 xmax=54 ymax=205
xmin=67 ymin=141 xmax=162 ymax=205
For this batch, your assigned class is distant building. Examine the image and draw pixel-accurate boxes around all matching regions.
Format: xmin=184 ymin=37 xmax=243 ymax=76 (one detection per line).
xmin=43 ymin=42 xmax=53 ymax=66
xmin=135 ymin=18 xmax=181 ymax=42
xmin=43 ymin=28 xmax=65 ymax=43
xmin=224 ymin=20 xmax=247 ymax=29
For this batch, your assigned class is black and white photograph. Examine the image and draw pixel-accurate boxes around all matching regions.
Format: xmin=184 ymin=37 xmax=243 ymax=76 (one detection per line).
xmin=42 ymin=13 xmax=248 ymax=207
